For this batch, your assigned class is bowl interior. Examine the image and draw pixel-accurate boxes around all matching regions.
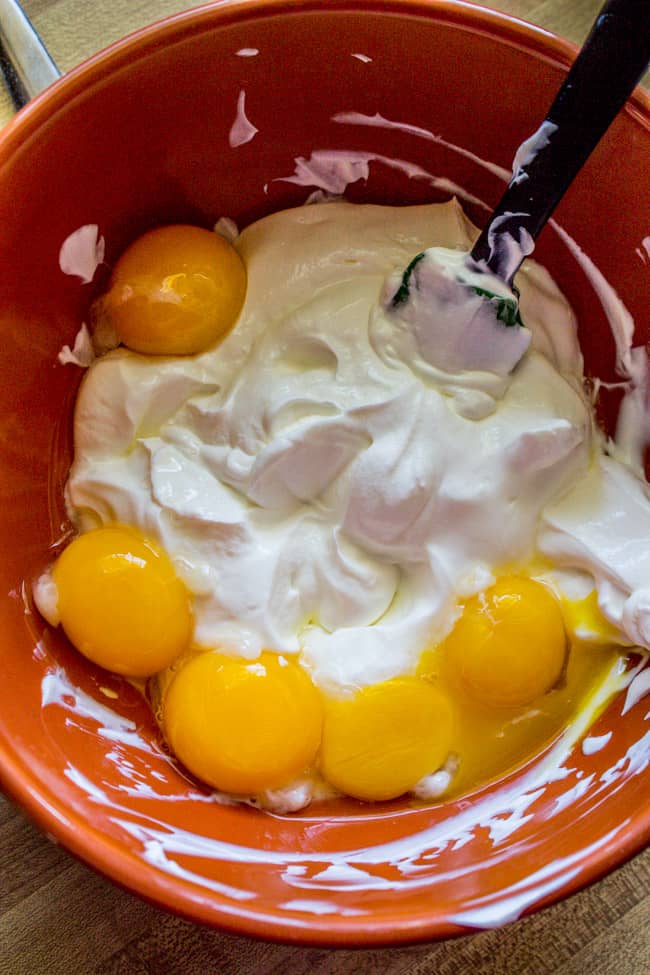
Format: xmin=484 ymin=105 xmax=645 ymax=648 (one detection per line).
xmin=0 ymin=0 xmax=648 ymax=944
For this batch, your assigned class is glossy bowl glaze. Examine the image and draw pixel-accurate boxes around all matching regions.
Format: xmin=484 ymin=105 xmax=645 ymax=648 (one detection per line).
xmin=0 ymin=0 xmax=648 ymax=945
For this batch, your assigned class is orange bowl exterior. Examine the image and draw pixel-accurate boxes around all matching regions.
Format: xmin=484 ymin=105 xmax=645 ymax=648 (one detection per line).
xmin=0 ymin=0 xmax=648 ymax=945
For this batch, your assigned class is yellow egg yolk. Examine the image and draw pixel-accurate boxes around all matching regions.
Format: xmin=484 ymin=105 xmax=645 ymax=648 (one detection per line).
xmin=415 ymin=575 xmax=622 ymax=800
xmin=442 ymin=576 xmax=567 ymax=709
xmin=102 ymin=224 xmax=246 ymax=356
xmin=162 ymin=651 xmax=323 ymax=794
xmin=53 ymin=524 xmax=192 ymax=678
xmin=319 ymin=677 xmax=454 ymax=802
xmin=419 ymin=647 xmax=620 ymax=801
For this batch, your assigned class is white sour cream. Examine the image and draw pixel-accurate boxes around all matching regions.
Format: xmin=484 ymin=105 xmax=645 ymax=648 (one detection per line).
xmin=63 ymin=200 xmax=647 ymax=697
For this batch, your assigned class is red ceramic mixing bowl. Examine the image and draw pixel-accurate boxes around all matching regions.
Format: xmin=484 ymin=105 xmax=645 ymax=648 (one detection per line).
xmin=0 ymin=0 xmax=648 ymax=945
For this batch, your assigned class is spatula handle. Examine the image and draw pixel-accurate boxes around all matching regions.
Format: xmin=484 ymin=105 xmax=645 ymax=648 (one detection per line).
xmin=470 ymin=0 xmax=650 ymax=281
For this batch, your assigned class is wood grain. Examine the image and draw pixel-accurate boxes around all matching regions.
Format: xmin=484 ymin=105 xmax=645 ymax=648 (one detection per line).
xmin=1 ymin=2 xmax=649 ymax=973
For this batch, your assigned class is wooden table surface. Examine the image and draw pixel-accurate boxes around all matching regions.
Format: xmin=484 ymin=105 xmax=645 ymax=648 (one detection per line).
xmin=1 ymin=1 xmax=649 ymax=972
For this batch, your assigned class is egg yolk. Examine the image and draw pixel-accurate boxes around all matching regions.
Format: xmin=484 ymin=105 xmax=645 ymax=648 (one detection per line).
xmin=443 ymin=576 xmax=567 ymax=708
xmin=163 ymin=651 xmax=323 ymax=794
xmin=103 ymin=225 xmax=246 ymax=356
xmin=53 ymin=525 xmax=192 ymax=678
xmin=319 ymin=677 xmax=454 ymax=802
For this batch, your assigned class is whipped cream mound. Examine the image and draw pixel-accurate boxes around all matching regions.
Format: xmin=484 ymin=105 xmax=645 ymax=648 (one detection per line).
xmin=539 ymin=455 xmax=650 ymax=646
xmin=64 ymin=199 xmax=648 ymax=699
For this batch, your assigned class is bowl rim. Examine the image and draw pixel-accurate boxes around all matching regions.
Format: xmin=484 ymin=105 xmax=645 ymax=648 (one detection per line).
xmin=0 ymin=0 xmax=648 ymax=165
xmin=0 ymin=0 xmax=648 ymax=946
